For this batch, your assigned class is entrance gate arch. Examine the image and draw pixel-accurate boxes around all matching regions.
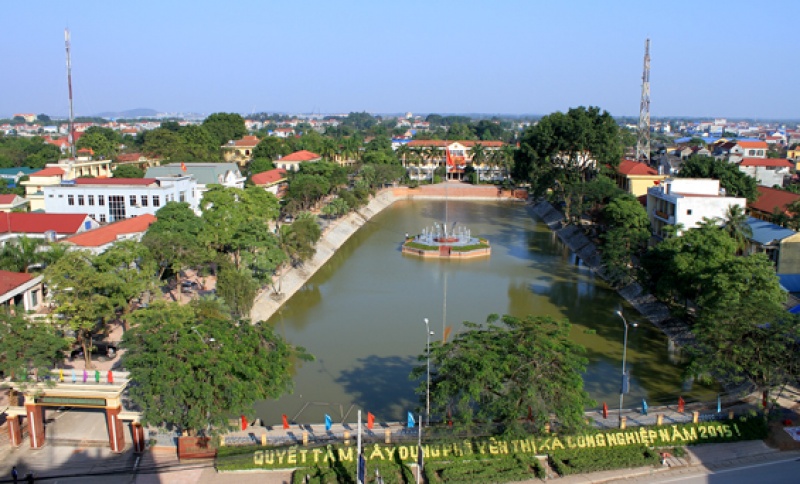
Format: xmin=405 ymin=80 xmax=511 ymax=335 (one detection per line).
xmin=4 ymin=370 xmax=144 ymax=453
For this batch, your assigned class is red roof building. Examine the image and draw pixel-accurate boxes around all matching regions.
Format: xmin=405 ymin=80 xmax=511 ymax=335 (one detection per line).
xmin=0 ymin=212 xmax=98 ymax=237
xmin=0 ymin=270 xmax=44 ymax=312
xmin=251 ymin=168 xmax=287 ymax=186
xmin=74 ymin=177 xmax=157 ymax=186
xmin=617 ymin=159 xmax=658 ymax=175
xmin=739 ymin=158 xmax=793 ymax=168
xmin=63 ymin=214 xmax=156 ymax=253
xmin=274 ymin=151 xmax=322 ymax=172
xmin=749 ymin=186 xmax=800 ymax=222
xmin=30 ymin=167 xmax=66 ymax=178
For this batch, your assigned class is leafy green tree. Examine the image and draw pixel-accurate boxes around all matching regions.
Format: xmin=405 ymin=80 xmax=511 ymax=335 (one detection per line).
xmin=0 ymin=237 xmax=66 ymax=274
xmin=112 ymin=164 xmax=144 ymax=178
xmin=600 ymin=194 xmax=651 ymax=285
xmin=44 ymin=250 xmax=119 ymax=368
xmin=252 ymin=136 xmax=290 ymax=161
xmin=720 ymin=204 xmax=752 ymax=254
xmin=284 ymin=174 xmax=330 ymax=212
xmin=76 ymin=127 xmax=120 ymax=159
xmin=412 ymin=314 xmax=593 ymax=435
xmin=142 ymin=202 xmax=207 ymax=292
xmin=216 ymin=265 xmax=259 ymax=318
xmin=676 ymin=155 xmax=758 ymax=201
xmin=279 ymin=212 xmax=322 ymax=267
xmin=178 ymin=124 xmax=220 ymax=161
xmin=0 ymin=312 xmax=69 ymax=382
xmin=141 ymin=128 xmax=186 ymax=159
xmin=123 ymin=299 xmax=311 ymax=436
xmin=95 ymin=240 xmax=157 ymax=329
xmin=247 ymin=158 xmax=275 ymax=176
xmin=202 ymin=112 xmax=247 ymax=147
xmin=321 ymin=197 xmax=349 ymax=219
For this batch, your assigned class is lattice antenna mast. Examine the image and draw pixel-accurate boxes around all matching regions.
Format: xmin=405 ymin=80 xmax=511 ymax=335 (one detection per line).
xmin=65 ymin=28 xmax=76 ymax=158
xmin=636 ymin=38 xmax=650 ymax=164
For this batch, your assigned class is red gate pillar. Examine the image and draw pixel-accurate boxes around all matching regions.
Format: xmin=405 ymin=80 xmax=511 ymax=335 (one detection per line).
xmin=25 ymin=403 xmax=45 ymax=449
xmin=7 ymin=415 xmax=23 ymax=447
xmin=106 ymin=406 xmax=125 ymax=453
xmin=131 ymin=422 xmax=145 ymax=453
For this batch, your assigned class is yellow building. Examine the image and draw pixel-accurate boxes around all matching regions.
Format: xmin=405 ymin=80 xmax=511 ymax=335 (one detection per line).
xmin=221 ymin=135 xmax=260 ymax=166
xmin=614 ymin=159 xmax=667 ymax=197
xmin=21 ymin=167 xmax=66 ymax=211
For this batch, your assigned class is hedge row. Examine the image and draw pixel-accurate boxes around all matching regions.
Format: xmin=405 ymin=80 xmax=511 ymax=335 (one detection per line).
xmin=549 ymin=445 xmax=660 ymax=476
xmin=424 ymin=453 xmax=545 ymax=483
xmin=291 ymin=458 xmax=414 ymax=484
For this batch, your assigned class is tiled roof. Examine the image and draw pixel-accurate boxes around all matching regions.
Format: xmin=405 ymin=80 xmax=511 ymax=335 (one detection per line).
xmin=252 ymin=168 xmax=287 ymax=186
xmin=749 ymin=186 xmax=800 ymax=215
xmin=280 ymin=150 xmax=321 ymax=162
xmin=739 ymin=158 xmax=793 ymax=168
xmin=737 ymin=141 xmax=768 ymax=149
xmin=30 ymin=167 xmax=65 ymax=177
xmin=115 ymin=152 xmax=144 ymax=162
xmin=64 ymin=214 xmax=156 ymax=247
xmin=227 ymin=135 xmax=260 ymax=148
xmin=0 ymin=212 xmax=91 ymax=234
xmin=74 ymin=178 xmax=156 ymax=186
xmin=618 ymin=159 xmax=658 ymax=176
xmin=406 ymin=140 xmax=505 ymax=148
xmin=0 ymin=194 xmax=20 ymax=205
xmin=0 ymin=270 xmax=35 ymax=296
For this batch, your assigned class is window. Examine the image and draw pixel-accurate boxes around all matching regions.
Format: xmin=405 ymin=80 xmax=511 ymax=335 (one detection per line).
xmin=687 ymin=209 xmax=692 ymax=215
xmin=152 ymin=195 xmax=160 ymax=207
xmin=58 ymin=194 xmax=63 ymax=198
xmin=78 ymin=195 xmax=85 ymax=206
xmin=99 ymin=195 xmax=105 ymax=206
xmin=68 ymin=195 xmax=74 ymax=206
xmin=748 ymin=150 xmax=755 ymax=156
xmin=141 ymin=195 xmax=148 ymax=207
xmin=109 ymin=196 xmax=126 ymax=222
xmin=31 ymin=289 xmax=38 ymax=307
xmin=100 ymin=214 xmax=106 ymax=223
xmin=48 ymin=194 xmax=54 ymax=198
xmin=88 ymin=195 xmax=94 ymax=206
xmin=179 ymin=191 xmax=186 ymax=202
xmin=130 ymin=195 xmax=137 ymax=206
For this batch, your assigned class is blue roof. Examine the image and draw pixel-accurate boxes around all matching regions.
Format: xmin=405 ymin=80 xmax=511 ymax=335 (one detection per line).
xmin=746 ymin=217 xmax=796 ymax=245
xmin=0 ymin=167 xmax=37 ymax=175
xmin=789 ymin=304 xmax=800 ymax=314
xmin=778 ymin=274 xmax=800 ymax=293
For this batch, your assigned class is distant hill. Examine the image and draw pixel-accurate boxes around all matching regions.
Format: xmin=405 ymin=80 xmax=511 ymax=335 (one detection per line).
xmin=94 ymin=108 xmax=159 ymax=119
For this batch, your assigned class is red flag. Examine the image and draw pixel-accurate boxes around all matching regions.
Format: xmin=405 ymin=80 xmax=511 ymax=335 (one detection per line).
xmin=446 ymin=148 xmax=455 ymax=166
xmin=282 ymin=414 xmax=289 ymax=430
xmin=762 ymin=391 xmax=768 ymax=409
xmin=107 ymin=370 xmax=114 ymax=384
xmin=602 ymin=402 xmax=608 ymax=419
xmin=367 ymin=412 xmax=375 ymax=430
xmin=240 ymin=415 xmax=247 ymax=431
xmin=678 ymin=396 xmax=685 ymax=413
xmin=181 ymin=162 xmax=187 ymax=172
xmin=447 ymin=408 xmax=453 ymax=428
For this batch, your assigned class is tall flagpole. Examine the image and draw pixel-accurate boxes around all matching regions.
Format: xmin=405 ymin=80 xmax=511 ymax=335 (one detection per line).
xmin=416 ymin=413 xmax=423 ymax=484
xmin=357 ymin=410 xmax=363 ymax=484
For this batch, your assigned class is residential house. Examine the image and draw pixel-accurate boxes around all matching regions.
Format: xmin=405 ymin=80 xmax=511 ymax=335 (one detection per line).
xmin=0 ymin=270 xmax=44 ymax=312
xmin=745 ymin=217 xmax=800 ymax=275
xmin=0 ymin=212 xmax=99 ymax=246
xmin=748 ymin=186 xmax=800 ymax=223
xmin=614 ymin=159 xmax=667 ymax=197
xmin=251 ymin=168 xmax=287 ymax=197
xmin=738 ymin=158 xmax=793 ymax=187
xmin=646 ymin=178 xmax=746 ymax=238
xmin=221 ymin=135 xmax=261 ymax=166
xmin=270 ymin=128 xmax=294 ymax=138
xmin=728 ymin=140 xmax=768 ymax=163
xmin=274 ymin=150 xmax=322 ymax=172
xmin=43 ymin=176 xmax=198 ymax=222
xmin=0 ymin=194 xmax=29 ymax=211
xmin=145 ymin=163 xmax=245 ymax=202
xmin=21 ymin=167 xmax=66 ymax=211
xmin=62 ymin=214 xmax=156 ymax=254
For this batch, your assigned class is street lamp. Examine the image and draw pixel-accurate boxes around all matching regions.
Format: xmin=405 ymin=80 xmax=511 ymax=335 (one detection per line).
xmin=615 ymin=310 xmax=637 ymax=428
xmin=191 ymin=326 xmax=215 ymax=345
xmin=424 ymin=318 xmax=434 ymax=426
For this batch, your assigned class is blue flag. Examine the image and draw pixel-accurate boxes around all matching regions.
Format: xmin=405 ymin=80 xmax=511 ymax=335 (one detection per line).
xmin=407 ymin=411 xmax=415 ymax=428
xmin=642 ymin=399 xmax=648 ymax=415
xmin=717 ymin=394 xmax=721 ymax=413
xmin=325 ymin=414 xmax=332 ymax=431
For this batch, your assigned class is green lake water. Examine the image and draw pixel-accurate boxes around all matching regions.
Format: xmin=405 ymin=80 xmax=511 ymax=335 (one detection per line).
xmin=257 ymin=199 xmax=716 ymax=425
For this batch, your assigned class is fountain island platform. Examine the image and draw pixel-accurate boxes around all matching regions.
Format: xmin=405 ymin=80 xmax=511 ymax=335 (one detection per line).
xmin=401 ymin=222 xmax=491 ymax=259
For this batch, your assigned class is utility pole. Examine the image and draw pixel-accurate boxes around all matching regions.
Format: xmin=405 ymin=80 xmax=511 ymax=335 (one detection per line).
xmin=636 ymin=38 xmax=650 ymax=164
xmin=65 ymin=28 xmax=76 ymax=159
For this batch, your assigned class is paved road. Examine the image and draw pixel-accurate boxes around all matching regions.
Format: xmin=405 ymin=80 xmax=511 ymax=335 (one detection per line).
xmin=609 ymin=454 xmax=800 ymax=484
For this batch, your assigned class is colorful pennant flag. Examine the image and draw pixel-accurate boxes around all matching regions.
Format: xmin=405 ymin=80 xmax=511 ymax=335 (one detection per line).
xmin=94 ymin=370 xmax=100 ymax=383
xmin=367 ymin=412 xmax=375 ymax=430
xmin=717 ymin=394 xmax=722 ymax=414
xmin=446 ymin=148 xmax=455 ymax=166
xmin=107 ymin=370 xmax=114 ymax=384
xmin=407 ymin=412 xmax=415 ymax=428
xmin=71 ymin=369 xmax=76 ymax=383
xmin=282 ymin=414 xmax=290 ymax=430
xmin=181 ymin=162 xmax=187 ymax=172
xmin=642 ymin=399 xmax=648 ymax=416
xmin=602 ymin=402 xmax=608 ymax=419
xmin=325 ymin=414 xmax=332 ymax=431
xmin=240 ymin=415 xmax=247 ymax=431
xmin=83 ymin=369 xmax=88 ymax=383
xmin=678 ymin=396 xmax=685 ymax=413
xmin=443 ymin=326 xmax=452 ymax=343
xmin=59 ymin=369 xmax=64 ymax=382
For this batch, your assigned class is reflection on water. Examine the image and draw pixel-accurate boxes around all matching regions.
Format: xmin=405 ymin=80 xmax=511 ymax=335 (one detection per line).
xmin=256 ymin=200 xmax=717 ymax=425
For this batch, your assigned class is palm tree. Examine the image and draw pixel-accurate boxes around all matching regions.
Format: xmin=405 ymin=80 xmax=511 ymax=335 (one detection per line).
xmin=468 ymin=143 xmax=486 ymax=183
xmin=396 ymin=144 xmax=411 ymax=168
xmin=721 ymin=205 xmax=752 ymax=254
xmin=0 ymin=236 xmax=52 ymax=273
xmin=500 ymin=144 xmax=516 ymax=182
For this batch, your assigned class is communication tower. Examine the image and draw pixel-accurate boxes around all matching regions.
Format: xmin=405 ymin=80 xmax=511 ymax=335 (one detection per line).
xmin=65 ymin=29 xmax=76 ymax=159
xmin=636 ymin=38 xmax=650 ymax=164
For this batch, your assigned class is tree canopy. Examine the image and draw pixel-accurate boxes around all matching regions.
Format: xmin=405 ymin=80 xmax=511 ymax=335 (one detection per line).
xmin=123 ymin=299 xmax=311 ymax=436
xmin=412 ymin=314 xmax=593 ymax=435
xmin=112 ymin=164 xmax=145 ymax=178
xmin=202 ymin=112 xmax=247 ymax=146
xmin=0 ymin=312 xmax=69 ymax=382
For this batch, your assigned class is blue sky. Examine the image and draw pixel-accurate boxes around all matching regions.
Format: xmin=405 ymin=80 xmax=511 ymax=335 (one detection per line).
xmin=3 ymin=0 xmax=798 ymax=119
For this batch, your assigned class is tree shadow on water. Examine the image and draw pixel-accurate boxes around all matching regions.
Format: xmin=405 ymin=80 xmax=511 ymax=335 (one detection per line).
xmin=335 ymin=354 xmax=418 ymax=423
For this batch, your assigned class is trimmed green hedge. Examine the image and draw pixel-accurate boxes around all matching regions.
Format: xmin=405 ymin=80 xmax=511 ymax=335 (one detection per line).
xmin=424 ymin=453 xmax=545 ymax=483
xmin=549 ymin=445 xmax=660 ymax=476
xmin=291 ymin=457 xmax=414 ymax=484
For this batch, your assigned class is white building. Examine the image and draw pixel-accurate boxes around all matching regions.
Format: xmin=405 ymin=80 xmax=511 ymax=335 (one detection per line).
xmin=738 ymin=158 xmax=793 ymax=188
xmin=43 ymin=176 xmax=198 ymax=223
xmin=145 ymin=163 xmax=245 ymax=203
xmin=646 ymin=178 xmax=746 ymax=238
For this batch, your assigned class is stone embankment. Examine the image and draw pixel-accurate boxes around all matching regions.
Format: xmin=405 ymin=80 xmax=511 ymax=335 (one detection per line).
xmin=531 ymin=201 xmax=694 ymax=346
xmin=250 ymin=182 xmax=525 ymax=322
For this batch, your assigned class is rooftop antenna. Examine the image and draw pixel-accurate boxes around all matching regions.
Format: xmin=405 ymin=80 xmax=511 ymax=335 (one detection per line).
xmin=65 ymin=28 xmax=76 ymax=158
xmin=636 ymin=38 xmax=650 ymax=164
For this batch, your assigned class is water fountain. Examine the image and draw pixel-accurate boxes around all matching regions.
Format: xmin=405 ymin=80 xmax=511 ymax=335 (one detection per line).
xmin=402 ymin=221 xmax=491 ymax=259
